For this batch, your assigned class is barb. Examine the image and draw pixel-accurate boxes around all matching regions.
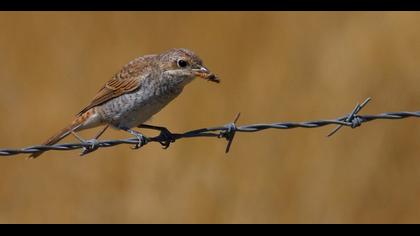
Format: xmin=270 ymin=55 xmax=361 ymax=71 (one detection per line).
xmin=327 ymin=97 xmax=372 ymax=137
xmin=219 ymin=113 xmax=241 ymax=154
xmin=1 ymin=97 xmax=420 ymax=157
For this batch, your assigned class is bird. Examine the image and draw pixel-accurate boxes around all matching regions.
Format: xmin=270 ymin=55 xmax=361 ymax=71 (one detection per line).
xmin=30 ymin=48 xmax=220 ymax=158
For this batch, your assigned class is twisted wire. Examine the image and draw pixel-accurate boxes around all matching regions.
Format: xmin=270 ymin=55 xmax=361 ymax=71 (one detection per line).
xmin=1 ymin=98 xmax=419 ymax=157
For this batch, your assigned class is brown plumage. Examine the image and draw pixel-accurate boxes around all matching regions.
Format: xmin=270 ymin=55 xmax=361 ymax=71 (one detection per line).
xmin=77 ymin=56 xmax=152 ymax=116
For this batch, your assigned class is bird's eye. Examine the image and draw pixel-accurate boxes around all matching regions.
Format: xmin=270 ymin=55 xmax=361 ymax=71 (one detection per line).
xmin=177 ymin=60 xmax=188 ymax=68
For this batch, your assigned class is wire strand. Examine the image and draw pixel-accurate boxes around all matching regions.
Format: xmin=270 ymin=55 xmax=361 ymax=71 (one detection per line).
xmin=1 ymin=97 xmax=419 ymax=157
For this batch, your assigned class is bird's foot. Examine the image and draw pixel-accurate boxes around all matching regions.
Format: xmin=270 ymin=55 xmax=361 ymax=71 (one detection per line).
xmin=126 ymin=129 xmax=149 ymax=149
xmin=157 ymin=127 xmax=177 ymax=149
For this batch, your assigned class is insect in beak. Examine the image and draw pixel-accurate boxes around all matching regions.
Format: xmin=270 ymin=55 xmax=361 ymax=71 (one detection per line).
xmin=193 ymin=67 xmax=220 ymax=83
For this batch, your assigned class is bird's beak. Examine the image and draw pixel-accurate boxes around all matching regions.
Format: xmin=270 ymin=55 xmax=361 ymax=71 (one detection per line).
xmin=193 ymin=67 xmax=220 ymax=83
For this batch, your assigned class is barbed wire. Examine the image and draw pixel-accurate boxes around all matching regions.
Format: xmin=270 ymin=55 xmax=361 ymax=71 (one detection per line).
xmin=1 ymin=97 xmax=419 ymax=157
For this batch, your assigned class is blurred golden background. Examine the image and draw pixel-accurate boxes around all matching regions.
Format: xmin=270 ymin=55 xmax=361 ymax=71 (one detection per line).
xmin=0 ymin=12 xmax=420 ymax=223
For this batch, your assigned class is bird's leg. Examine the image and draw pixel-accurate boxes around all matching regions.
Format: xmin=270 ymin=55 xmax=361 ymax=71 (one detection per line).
xmin=123 ymin=128 xmax=149 ymax=149
xmin=138 ymin=124 xmax=176 ymax=149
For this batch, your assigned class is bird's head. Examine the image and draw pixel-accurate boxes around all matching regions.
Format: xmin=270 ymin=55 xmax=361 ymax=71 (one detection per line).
xmin=158 ymin=48 xmax=220 ymax=86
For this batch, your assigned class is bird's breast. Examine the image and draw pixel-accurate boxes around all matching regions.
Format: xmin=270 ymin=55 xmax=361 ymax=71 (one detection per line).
xmin=98 ymin=80 xmax=183 ymax=129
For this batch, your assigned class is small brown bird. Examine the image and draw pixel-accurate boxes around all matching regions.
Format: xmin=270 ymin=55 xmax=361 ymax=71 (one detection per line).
xmin=30 ymin=48 xmax=219 ymax=158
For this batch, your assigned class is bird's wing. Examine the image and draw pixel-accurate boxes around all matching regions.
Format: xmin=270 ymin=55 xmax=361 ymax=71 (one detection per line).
xmin=77 ymin=57 xmax=151 ymax=116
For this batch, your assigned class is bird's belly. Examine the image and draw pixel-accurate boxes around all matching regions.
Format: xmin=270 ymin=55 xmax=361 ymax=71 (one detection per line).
xmin=99 ymin=88 xmax=180 ymax=129
xmin=116 ymin=99 xmax=168 ymax=129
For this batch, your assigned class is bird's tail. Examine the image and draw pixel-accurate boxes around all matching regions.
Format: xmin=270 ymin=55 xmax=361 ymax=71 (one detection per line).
xmin=29 ymin=116 xmax=87 ymax=159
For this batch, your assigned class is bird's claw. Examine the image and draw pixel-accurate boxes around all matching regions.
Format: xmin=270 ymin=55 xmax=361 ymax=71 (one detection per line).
xmin=130 ymin=132 xmax=149 ymax=150
xmin=157 ymin=128 xmax=176 ymax=150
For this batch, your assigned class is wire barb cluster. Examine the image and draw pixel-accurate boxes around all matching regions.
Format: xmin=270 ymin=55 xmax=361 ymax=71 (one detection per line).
xmin=1 ymin=97 xmax=420 ymax=157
